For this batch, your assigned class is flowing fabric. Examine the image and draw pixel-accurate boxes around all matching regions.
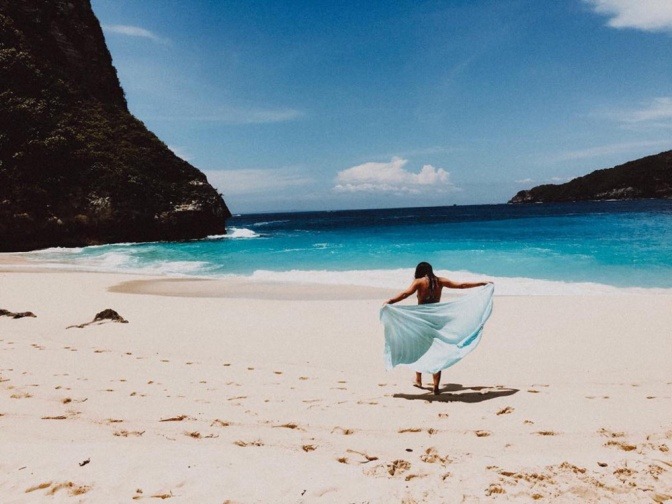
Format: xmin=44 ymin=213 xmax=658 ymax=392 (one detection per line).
xmin=379 ymin=284 xmax=494 ymax=374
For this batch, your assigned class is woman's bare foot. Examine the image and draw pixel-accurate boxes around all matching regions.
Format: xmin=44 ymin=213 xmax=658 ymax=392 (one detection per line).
xmin=433 ymin=385 xmax=440 ymax=395
xmin=413 ymin=381 xmax=423 ymax=389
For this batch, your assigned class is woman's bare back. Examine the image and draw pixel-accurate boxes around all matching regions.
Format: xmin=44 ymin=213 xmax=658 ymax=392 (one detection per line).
xmin=416 ymin=276 xmax=443 ymax=304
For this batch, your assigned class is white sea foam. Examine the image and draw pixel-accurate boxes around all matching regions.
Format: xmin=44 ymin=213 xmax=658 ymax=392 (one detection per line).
xmin=207 ymin=227 xmax=259 ymax=239
xmin=252 ymin=219 xmax=290 ymax=226
xmin=18 ymin=249 xmax=211 ymax=277
xmin=246 ymin=268 xmax=672 ymax=296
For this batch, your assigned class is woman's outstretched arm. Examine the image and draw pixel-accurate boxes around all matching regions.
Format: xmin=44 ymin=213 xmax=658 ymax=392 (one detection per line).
xmin=384 ymin=279 xmax=419 ymax=305
xmin=439 ymin=277 xmax=491 ymax=289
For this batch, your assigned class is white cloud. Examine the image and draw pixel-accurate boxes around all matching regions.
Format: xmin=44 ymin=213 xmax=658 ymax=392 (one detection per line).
xmin=515 ymin=178 xmax=534 ymax=184
xmin=334 ymin=157 xmax=455 ymax=194
xmin=612 ymin=97 xmax=672 ymax=125
xmin=584 ymin=0 xmax=672 ymax=33
xmin=203 ymin=168 xmax=313 ymax=196
xmin=102 ymin=24 xmax=169 ymax=44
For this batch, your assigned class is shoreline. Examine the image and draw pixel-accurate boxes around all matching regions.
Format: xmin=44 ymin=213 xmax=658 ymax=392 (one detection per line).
xmin=3 ymin=254 xmax=672 ymax=297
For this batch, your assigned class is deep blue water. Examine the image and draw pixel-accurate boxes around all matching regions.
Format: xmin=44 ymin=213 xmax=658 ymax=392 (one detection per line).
xmin=25 ymin=200 xmax=672 ymax=290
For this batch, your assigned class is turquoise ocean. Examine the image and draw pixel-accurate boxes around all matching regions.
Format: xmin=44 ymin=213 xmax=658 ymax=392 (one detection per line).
xmin=21 ymin=200 xmax=672 ymax=295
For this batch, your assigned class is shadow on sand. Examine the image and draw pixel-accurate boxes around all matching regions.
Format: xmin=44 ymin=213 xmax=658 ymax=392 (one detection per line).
xmin=393 ymin=383 xmax=519 ymax=403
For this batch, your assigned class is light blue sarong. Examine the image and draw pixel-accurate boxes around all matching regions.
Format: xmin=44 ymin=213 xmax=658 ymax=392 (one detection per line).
xmin=379 ymin=283 xmax=494 ymax=374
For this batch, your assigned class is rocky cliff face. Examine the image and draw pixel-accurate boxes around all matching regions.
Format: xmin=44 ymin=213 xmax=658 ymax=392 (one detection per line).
xmin=509 ymin=150 xmax=672 ymax=204
xmin=0 ymin=0 xmax=231 ymax=251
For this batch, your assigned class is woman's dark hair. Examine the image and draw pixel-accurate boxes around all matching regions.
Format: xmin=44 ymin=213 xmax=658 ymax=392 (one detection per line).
xmin=415 ymin=261 xmax=437 ymax=291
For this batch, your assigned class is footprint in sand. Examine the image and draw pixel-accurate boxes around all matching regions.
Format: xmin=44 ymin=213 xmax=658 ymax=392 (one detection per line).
xmin=387 ymin=459 xmax=411 ymax=476
xmin=364 ymin=459 xmax=412 ymax=477
xmin=302 ymin=444 xmax=317 ymax=452
xmin=403 ymin=473 xmax=427 ymax=481
xmin=185 ymin=431 xmax=218 ymax=439
xmin=398 ymin=427 xmax=422 ymax=434
xmin=332 ymin=426 xmax=355 ymax=435
xmin=534 ymin=431 xmax=558 ymax=436
xmin=497 ymin=406 xmax=514 ymax=415
xmin=485 ymin=484 xmax=506 ymax=496
xmin=10 ymin=392 xmax=32 ymax=399
xmin=25 ymin=481 xmax=90 ymax=496
xmin=475 ymin=430 xmax=491 ymax=437
xmin=345 ymin=449 xmax=378 ymax=463
xmin=597 ymin=428 xmax=625 ymax=438
xmin=604 ymin=440 xmax=637 ymax=451
xmin=113 ymin=430 xmax=145 ymax=437
xmin=420 ymin=447 xmax=449 ymax=464
xmin=233 ymin=439 xmax=264 ymax=447
xmin=273 ymin=422 xmax=303 ymax=430
xmin=159 ymin=415 xmax=193 ymax=422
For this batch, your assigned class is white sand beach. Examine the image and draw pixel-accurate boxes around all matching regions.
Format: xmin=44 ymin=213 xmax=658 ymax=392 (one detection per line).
xmin=1 ymin=265 xmax=671 ymax=502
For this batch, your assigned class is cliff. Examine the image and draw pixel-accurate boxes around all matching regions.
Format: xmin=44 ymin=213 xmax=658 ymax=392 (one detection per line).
xmin=509 ymin=150 xmax=672 ymax=204
xmin=0 ymin=0 xmax=231 ymax=252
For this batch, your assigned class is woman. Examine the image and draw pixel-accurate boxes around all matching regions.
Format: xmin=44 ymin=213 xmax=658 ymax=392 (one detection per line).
xmin=384 ymin=262 xmax=491 ymax=395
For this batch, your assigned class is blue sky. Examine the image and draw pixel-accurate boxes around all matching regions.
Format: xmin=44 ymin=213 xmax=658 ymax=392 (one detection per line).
xmin=92 ymin=0 xmax=672 ymax=214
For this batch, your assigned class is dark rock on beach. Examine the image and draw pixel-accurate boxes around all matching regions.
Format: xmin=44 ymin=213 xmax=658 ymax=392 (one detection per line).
xmin=67 ymin=308 xmax=127 ymax=329
xmin=0 ymin=0 xmax=231 ymax=252
xmin=0 ymin=309 xmax=37 ymax=318
xmin=509 ymin=150 xmax=672 ymax=204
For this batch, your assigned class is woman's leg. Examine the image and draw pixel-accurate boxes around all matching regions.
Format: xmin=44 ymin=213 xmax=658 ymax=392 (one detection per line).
xmin=432 ymin=371 xmax=442 ymax=395
xmin=414 ymin=372 xmax=422 ymax=387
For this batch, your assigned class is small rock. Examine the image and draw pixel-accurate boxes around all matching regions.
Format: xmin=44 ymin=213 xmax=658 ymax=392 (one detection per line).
xmin=0 ymin=309 xmax=36 ymax=319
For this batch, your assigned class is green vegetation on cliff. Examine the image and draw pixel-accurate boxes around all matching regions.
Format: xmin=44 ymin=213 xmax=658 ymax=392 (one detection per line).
xmin=0 ymin=0 xmax=230 ymax=251
xmin=509 ymin=150 xmax=672 ymax=204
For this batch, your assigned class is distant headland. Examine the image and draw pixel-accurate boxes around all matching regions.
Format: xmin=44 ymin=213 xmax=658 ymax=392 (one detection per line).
xmin=509 ymin=150 xmax=672 ymax=204
xmin=0 ymin=0 xmax=231 ymax=252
